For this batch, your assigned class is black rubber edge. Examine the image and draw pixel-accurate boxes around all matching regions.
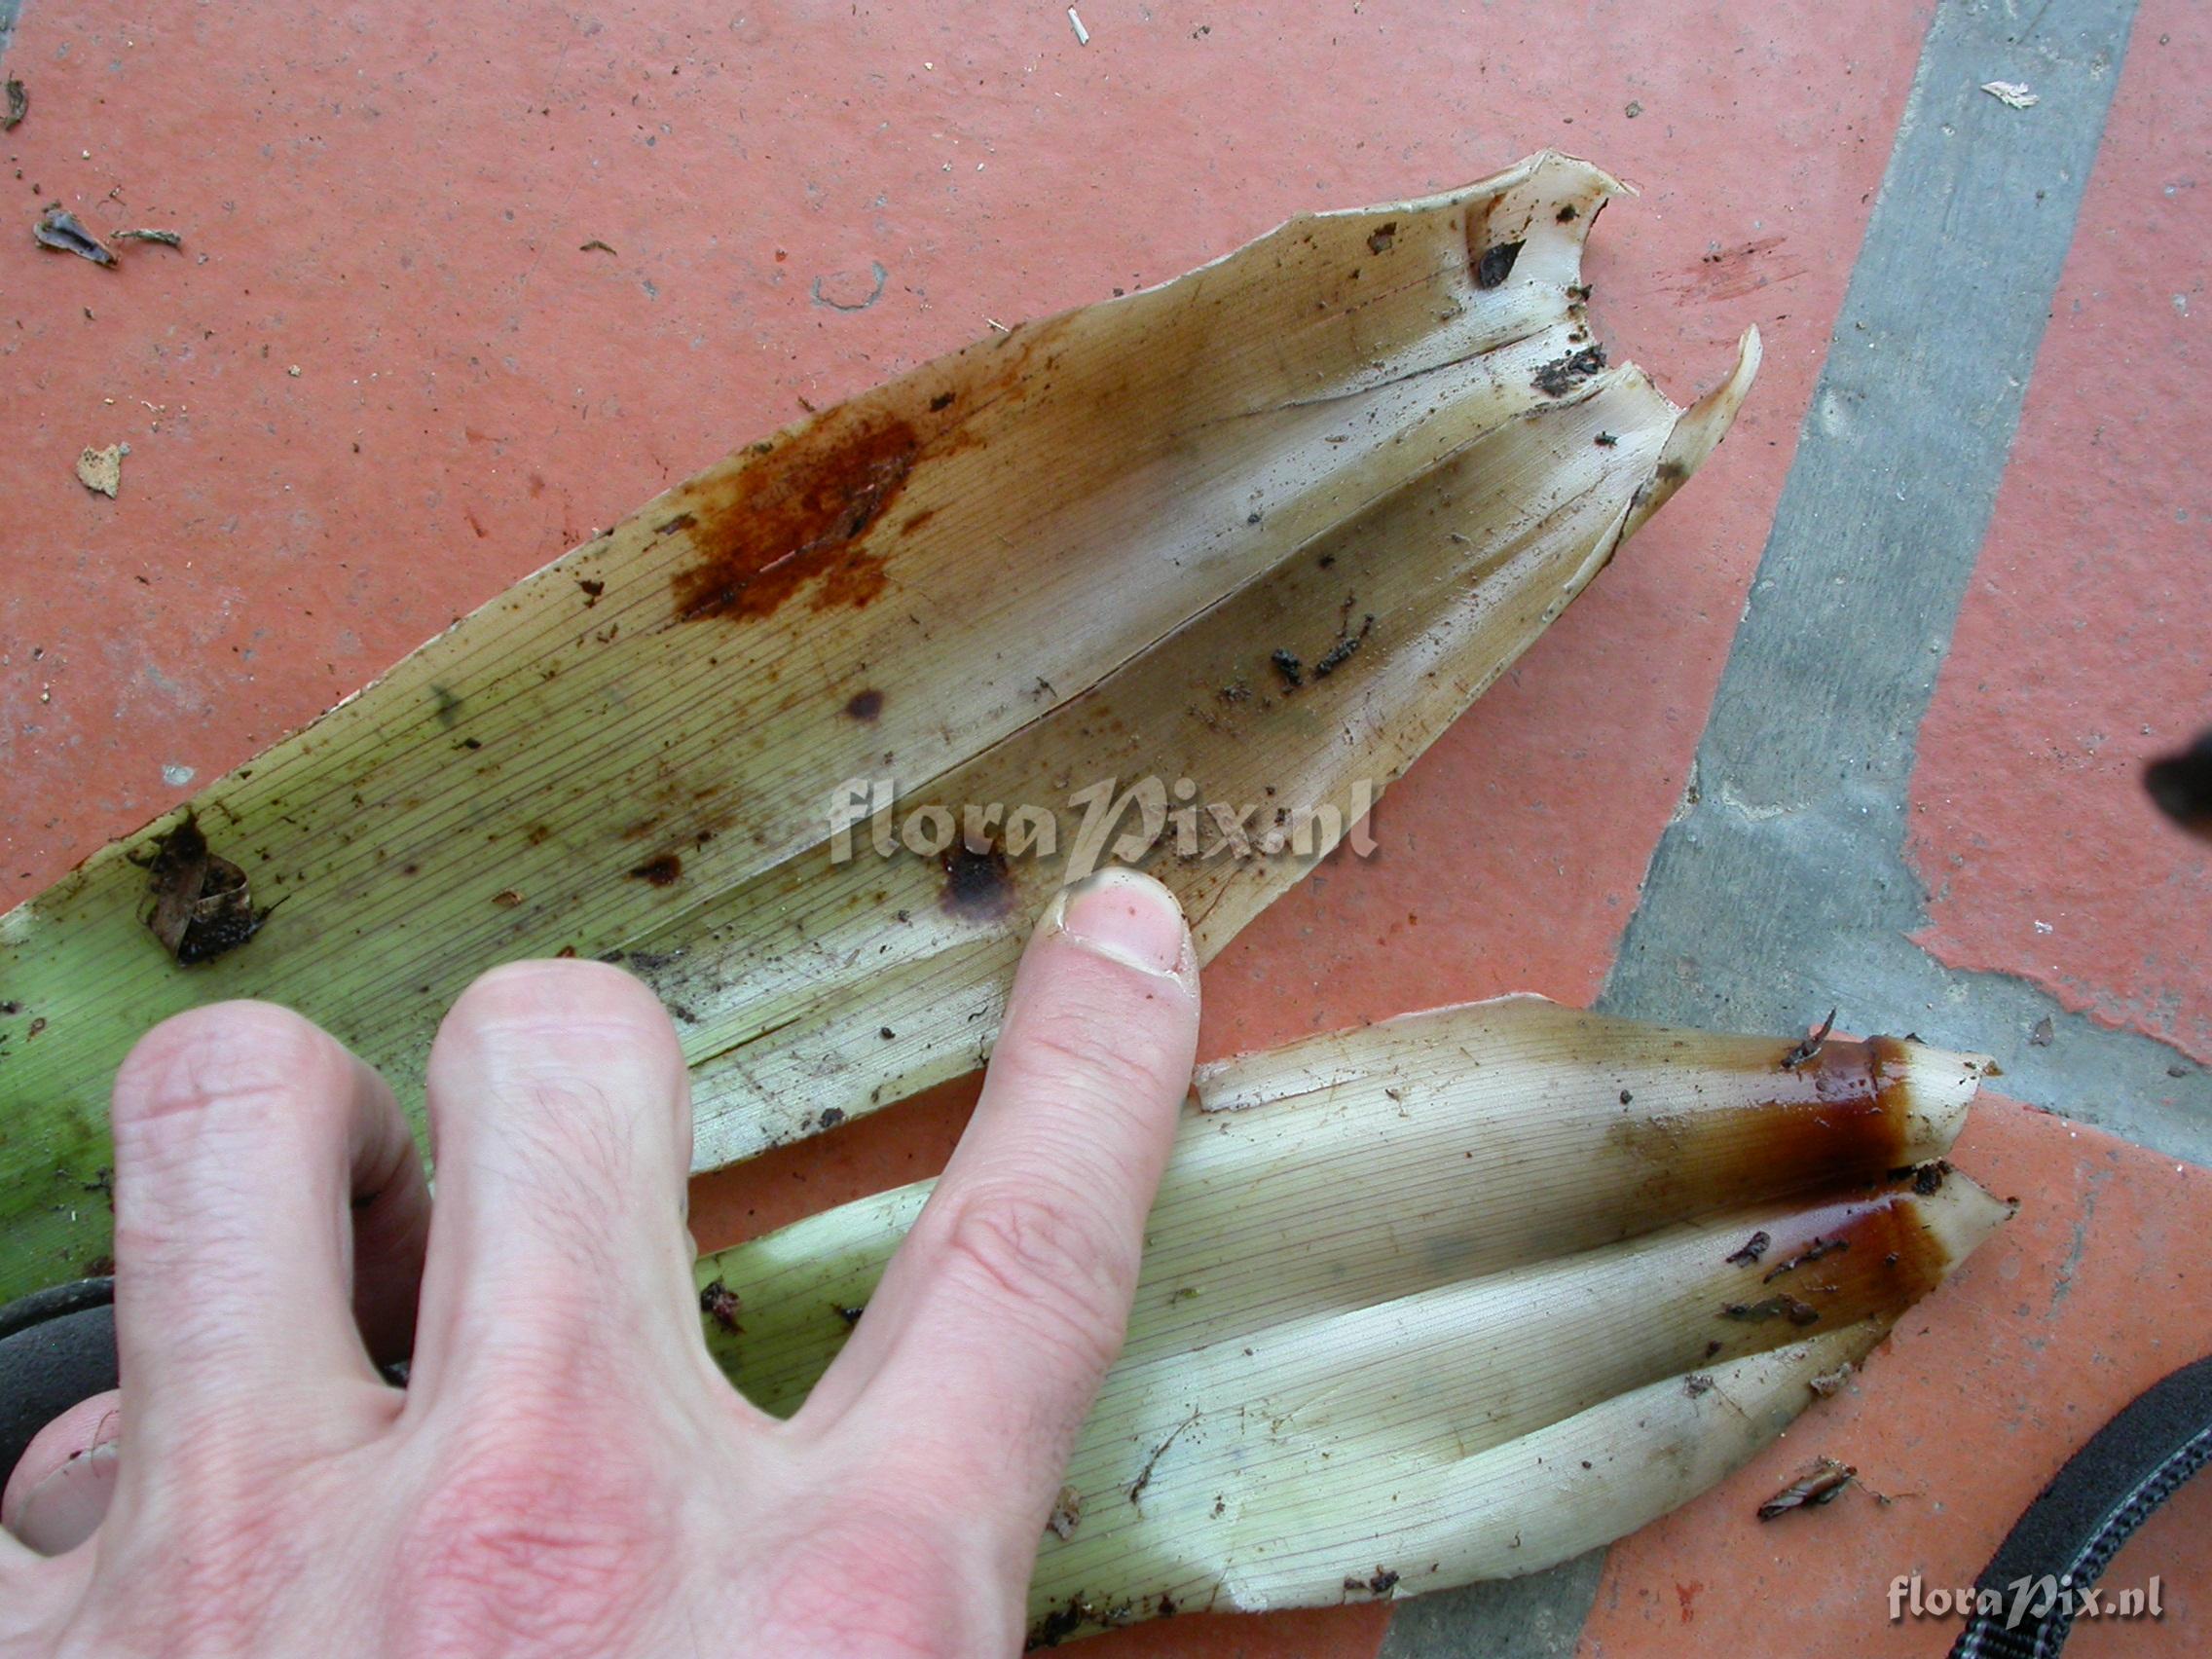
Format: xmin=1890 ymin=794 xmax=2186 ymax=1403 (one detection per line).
xmin=1950 ymin=1351 xmax=2212 ymax=1658
xmin=0 ymin=1277 xmax=119 ymax=1493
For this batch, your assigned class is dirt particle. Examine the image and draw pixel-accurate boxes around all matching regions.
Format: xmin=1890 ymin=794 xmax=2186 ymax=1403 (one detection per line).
xmin=1366 ymin=220 xmax=1397 ymax=255
xmin=656 ymin=512 xmax=697 ymax=535
xmin=1556 ymin=203 xmax=1579 ymax=223
xmin=2028 ymin=1014 xmax=2054 ymax=1048
xmin=1683 ymin=1374 xmax=1715 ymax=1398
xmin=492 ymin=889 xmax=524 ymax=907
xmin=576 ymin=577 xmax=606 ymax=606
xmin=1474 ymin=239 xmax=1525 ymax=288
xmin=834 ymin=1303 xmax=865 ymax=1326
xmin=628 ymin=853 xmax=683 ymax=887
xmin=1595 ymin=431 xmax=1619 ymax=447
xmin=1270 ymin=648 xmax=1304 ymax=688
xmin=1911 ymin=1160 xmax=1949 ymax=1197
xmin=819 ymin=1107 xmax=845 ymax=1128
xmin=844 ymin=687 xmax=886 ymax=721
xmin=928 ymin=390 xmax=956 ymax=412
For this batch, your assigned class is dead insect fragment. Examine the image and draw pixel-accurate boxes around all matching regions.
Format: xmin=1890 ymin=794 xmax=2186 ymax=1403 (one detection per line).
xmin=1808 ymin=1363 xmax=1853 ymax=1399
xmin=33 ymin=207 xmax=117 ymax=267
xmin=1531 ymin=344 xmax=1607 ymax=396
xmin=141 ymin=816 xmax=267 ymax=966
xmin=1723 ymin=1230 xmax=1771 ymax=1266
xmin=1781 ymin=1008 xmax=1837 ymax=1070
xmin=699 ymin=1278 xmax=742 ymax=1332
xmin=110 ymin=228 xmax=182 ymax=248
xmin=1474 ymin=240 xmax=1524 ymax=288
xmin=1270 ymin=648 xmax=1305 ymax=688
xmin=579 ymin=240 xmax=618 ymax=254
xmin=1721 ymin=1294 xmax=1820 ymax=1326
xmin=1756 ymin=1456 xmax=1857 ymax=1521
xmin=1762 ymin=1235 xmax=1848 ymax=1281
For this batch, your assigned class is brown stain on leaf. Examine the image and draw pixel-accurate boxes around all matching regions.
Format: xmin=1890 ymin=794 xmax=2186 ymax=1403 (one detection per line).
xmin=843 ymin=688 xmax=885 ymax=722
xmin=669 ymin=412 xmax=920 ymax=624
xmin=628 ymin=853 xmax=684 ymax=886
xmin=941 ymin=836 xmax=1015 ymax=921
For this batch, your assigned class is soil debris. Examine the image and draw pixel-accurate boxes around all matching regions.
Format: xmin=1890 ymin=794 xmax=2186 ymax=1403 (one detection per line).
xmin=4 ymin=80 xmax=26 ymax=130
xmin=2028 ymin=1014 xmax=2053 ymax=1048
xmin=1270 ymin=648 xmax=1304 ymax=688
xmin=1808 ymin=1363 xmax=1853 ymax=1399
xmin=111 ymin=228 xmax=182 ymax=248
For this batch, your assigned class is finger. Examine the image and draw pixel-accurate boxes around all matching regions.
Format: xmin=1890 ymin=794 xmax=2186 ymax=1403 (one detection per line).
xmin=407 ymin=961 xmax=718 ymax=1409
xmin=2 ymin=1393 xmax=121 ymax=1556
xmin=805 ymin=868 xmax=1198 ymax=1535
xmin=108 ymin=1002 xmax=430 ymax=1449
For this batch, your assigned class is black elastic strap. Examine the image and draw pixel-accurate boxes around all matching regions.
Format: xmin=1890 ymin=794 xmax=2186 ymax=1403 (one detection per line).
xmin=1951 ymin=1352 xmax=2212 ymax=1658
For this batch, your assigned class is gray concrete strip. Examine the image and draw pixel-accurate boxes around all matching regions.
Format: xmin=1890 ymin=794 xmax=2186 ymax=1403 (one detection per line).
xmin=1384 ymin=1 xmax=2153 ymax=1654
xmin=1378 ymin=1549 xmax=1605 ymax=1659
xmin=1602 ymin=0 xmax=2208 ymax=1169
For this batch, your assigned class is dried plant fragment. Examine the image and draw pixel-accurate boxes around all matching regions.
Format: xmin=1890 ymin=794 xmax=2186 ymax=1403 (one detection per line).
xmin=1757 ymin=1456 xmax=1859 ymax=1520
xmin=34 ymin=208 xmax=116 ymax=266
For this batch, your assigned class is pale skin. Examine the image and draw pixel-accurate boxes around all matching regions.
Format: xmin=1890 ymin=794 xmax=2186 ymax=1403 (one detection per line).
xmin=0 ymin=867 xmax=1200 ymax=1658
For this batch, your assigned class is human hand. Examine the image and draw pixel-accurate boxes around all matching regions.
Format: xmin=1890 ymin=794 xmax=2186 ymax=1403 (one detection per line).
xmin=0 ymin=867 xmax=1199 ymax=1658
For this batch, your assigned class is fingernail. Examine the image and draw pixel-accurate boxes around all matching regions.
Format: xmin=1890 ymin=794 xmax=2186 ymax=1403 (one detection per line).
xmin=15 ymin=1441 xmax=117 ymax=1556
xmin=1046 ymin=867 xmax=1193 ymax=984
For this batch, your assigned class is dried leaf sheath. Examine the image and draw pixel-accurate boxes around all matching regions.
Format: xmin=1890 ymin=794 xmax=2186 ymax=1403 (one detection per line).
xmin=0 ymin=153 xmax=1754 ymax=1298
xmin=692 ymin=999 xmax=2009 ymax=1639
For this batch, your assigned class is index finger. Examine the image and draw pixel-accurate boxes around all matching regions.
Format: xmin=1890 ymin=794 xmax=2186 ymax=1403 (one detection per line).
xmin=802 ymin=869 xmax=1199 ymax=1533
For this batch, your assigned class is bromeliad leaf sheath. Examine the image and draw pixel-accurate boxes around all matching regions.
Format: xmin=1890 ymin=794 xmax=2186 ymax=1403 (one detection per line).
xmin=0 ymin=152 xmax=1755 ymax=1300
